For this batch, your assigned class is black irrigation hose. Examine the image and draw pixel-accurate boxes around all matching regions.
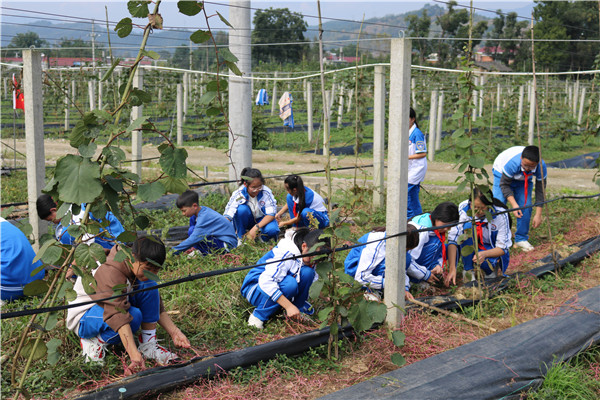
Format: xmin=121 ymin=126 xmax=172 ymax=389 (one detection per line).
xmin=2 ymin=192 xmax=599 ymax=320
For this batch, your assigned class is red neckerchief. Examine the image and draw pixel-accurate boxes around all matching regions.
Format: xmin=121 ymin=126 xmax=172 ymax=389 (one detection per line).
xmin=292 ymin=202 xmax=298 ymax=217
xmin=431 ymin=216 xmax=447 ymax=269
xmin=475 ymin=221 xmax=487 ymax=251
xmin=522 ymin=171 xmax=533 ymax=207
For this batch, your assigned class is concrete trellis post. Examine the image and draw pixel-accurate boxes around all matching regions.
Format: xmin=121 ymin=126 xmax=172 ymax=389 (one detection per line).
xmin=577 ymin=87 xmax=586 ymax=126
xmin=372 ymin=65 xmax=386 ymax=209
xmin=528 ymin=91 xmax=535 ymax=145
xmin=228 ymin=0 xmax=252 ymax=183
xmin=183 ymin=73 xmax=189 ymax=122
xmin=411 ymin=77 xmax=416 ymax=107
xmin=337 ymin=86 xmax=344 ymax=128
xmin=131 ymin=68 xmax=144 ymax=177
xmin=3 ymin=77 xmax=7 ymax=99
xmin=303 ymin=78 xmax=307 ymax=101
xmin=177 ymin=83 xmax=183 ymax=146
xmin=271 ymin=71 xmax=278 ymax=116
xmin=428 ymin=90 xmax=438 ymax=161
xmin=98 ymin=79 xmax=103 ymax=110
xmin=573 ymin=79 xmax=579 ymax=118
xmin=329 ymin=83 xmax=337 ymax=117
xmin=346 ymin=88 xmax=354 ymax=113
xmin=478 ymin=74 xmax=485 ymax=118
xmin=23 ymin=50 xmax=47 ymax=250
xmin=158 ymin=87 xmax=162 ymax=103
xmin=435 ymin=92 xmax=444 ymax=151
xmin=472 ymin=76 xmax=478 ymax=122
xmin=88 ymin=81 xmax=95 ymax=111
xmin=496 ymin=83 xmax=501 ymax=112
xmin=307 ymin=81 xmax=313 ymax=142
xmin=385 ymin=38 xmax=411 ymax=327
xmin=517 ymin=85 xmax=524 ymax=134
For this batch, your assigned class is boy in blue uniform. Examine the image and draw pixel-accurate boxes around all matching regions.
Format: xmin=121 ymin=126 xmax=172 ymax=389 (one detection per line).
xmin=0 ymin=218 xmax=45 ymax=302
xmin=407 ymin=107 xmax=427 ymax=219
xmin=66 ymin=236 xmax=190 ymax=371
xmin=36 ymin=194 xmax=125 ymax=249
xmin=173 ymin=190 xmax=238 ymax=255
xmin=492 ymin=145 xmax=547 ymax=251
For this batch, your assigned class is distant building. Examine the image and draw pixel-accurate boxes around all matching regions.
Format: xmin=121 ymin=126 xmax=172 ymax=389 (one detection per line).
xmin=0 ymin=56 xmax=153 ymax=68
xmin=473 ymin=61 xmax=512 ymax=73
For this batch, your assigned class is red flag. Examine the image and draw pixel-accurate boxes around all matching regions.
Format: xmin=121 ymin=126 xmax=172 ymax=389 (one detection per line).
xmin=13 ymin=74 xmax=24 ymax=110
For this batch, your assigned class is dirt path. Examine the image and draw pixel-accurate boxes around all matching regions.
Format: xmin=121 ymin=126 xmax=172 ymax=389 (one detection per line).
xmin=12 ymin=139 xmax=599 ymax=192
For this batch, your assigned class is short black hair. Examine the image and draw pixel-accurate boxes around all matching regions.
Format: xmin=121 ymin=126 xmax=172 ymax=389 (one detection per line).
xmin=430 ymin=201 xmax=459 ymax=224
xmin=176 ymin=190 xmax=199 ymax=209
xmin=409 ymin=107 xmax=417 ymax=120
xmin=36 ymin=194 xmax=57 ymax=220
xmin=293 ymin=227 xmax=330 ymax=253
xmin=522 ymin=145 xmax=540 ymax=163
xmin=132 ymin=235 xmax=166 ymax=269
xmin=406 ymin=224 xmax=419 ymax=250
xmin=239 ymin=167 xmax=265 ymax=186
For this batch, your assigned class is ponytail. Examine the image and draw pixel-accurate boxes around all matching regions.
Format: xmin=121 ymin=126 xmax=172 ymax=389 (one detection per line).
xmin=239 ymin=167 xmax=265 ymax=186
xmin=284 ymin=174 xmax=306 ymax=213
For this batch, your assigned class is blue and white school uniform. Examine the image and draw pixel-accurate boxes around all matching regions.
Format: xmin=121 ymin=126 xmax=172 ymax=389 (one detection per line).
xmin=0 ymin=218 xmax=45 ymax=301
xmin=409 ymin=213 xmax=445 ymax=273
xmin=448 ymin=200 xmax=512 ymax=276
xmin=173 ymin=206 xmax=238 ymax=255
xmin=54 ymin=204 xmax=125 ymax=249
xmin=492 ymin=146 xmax=547 ymax=242
xmin=240 ymin=231 xmax=316 ymax=322
xmin=285 ymin=187 xmax=329 ymax=229
xmin=224 ymin=185 xmax=280 ymax=241
xmin=408 ymin=124 xmax=427 ymax=219
xmin=344 ymin=231 xmax=431 ymax=293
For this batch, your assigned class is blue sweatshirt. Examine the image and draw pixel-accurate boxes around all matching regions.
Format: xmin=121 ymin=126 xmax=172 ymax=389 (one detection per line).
xmin=173 ymin=206 xmax=238 ymax=253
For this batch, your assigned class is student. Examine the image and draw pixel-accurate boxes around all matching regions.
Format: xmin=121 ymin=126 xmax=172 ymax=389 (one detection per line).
xmin=0 ymin=218 xmax=45 ymax=302
xmin=492 ymin=145 xmax=547 ymax=251
xmin=223 ymin=168 xmax=279 ymax=242
xmin=344 ymin=225 xmax=429 ymax=301
xmin=409 ymin=202 xmax=459 ymax=284
xmin=36 ymin=194 xmax=125 ymax=249
xmin=66 ymin=236 xmax=190 ymax=370
xmin=407 ymin=107 xmax=427 ymax=219
xmin=275 ymin=175 xmax=329 ymax=229
xmin=240 ymin=228 xmax=329 ymax=329
xmin=446 ymin=188 xmax=512 ymax=285
xmin=173 ymin=190 xmax=237 ymax=255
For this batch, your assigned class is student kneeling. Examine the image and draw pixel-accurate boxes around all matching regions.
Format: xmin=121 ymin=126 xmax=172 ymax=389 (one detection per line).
xmin=66 ymin=236 xmax=190 ymax=371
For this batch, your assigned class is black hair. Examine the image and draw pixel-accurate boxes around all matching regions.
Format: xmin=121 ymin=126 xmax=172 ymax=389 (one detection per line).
xmin=410 ymin=107 xmax=418 ymax=128
xmin=406 ymin=224 xmax=419 ymax=250
xmin=522 ymin=145 xmax=540 ymax=163
xmin=132 ymin=235 xmax=166 ymax=269
xmin=36 ymin=194 xmax=57 ymax=220
xmin=284 ymin=175 xmax=306 ymax=213
xmin=471 ymin=187 xmax=512 ymax=229
xmin=292 ymin=227 xmax=330 ymax=253
xmin=430 ymin=201 xmax=459 ymax=224
xmin=176 ymin=190 xmax=199 ymax=209
xmin=239 ymin=167 xmax=265 ymax=186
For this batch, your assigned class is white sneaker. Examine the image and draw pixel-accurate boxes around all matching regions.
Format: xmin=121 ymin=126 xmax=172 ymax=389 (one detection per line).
xmin=137 ymin=336 xmax=177 ymax=365
xmin=80 ymin=336 xmax=107 ymax=365
xmin=514 ymin=241 xmax=534 ymax=252
xmin=247 ymin=313 xmax=264 ymax=329
xmin=484 ymin=271 xmax=497 ymax=279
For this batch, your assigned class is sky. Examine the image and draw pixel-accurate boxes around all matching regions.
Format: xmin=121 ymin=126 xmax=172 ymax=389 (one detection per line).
xmin=1 ymin=1 xmax=536 ymax=30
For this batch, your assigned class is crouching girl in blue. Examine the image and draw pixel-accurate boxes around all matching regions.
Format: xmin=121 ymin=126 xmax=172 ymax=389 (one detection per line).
xmin=343 ymin=226 xmax=423 ymax=301
xmin=241 ymin=228 xmax=328 ymax=329
xmin=409 ymin=202 xmax=459 ymax=285
xmin=446 ymin=188 xmax=512 ymax=284
xmin=223 ymin=168 xmax=279 ymax=242
xmin=275 ymin=175 xmax=329 ymax=229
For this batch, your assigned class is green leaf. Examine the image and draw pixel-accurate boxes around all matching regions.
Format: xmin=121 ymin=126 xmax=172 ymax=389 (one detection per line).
xmin=20 ymin=340 xmax=47 ymax=361
xmin=318 ymin=306 xmax=334 ymax=322
xmin=456 ymin=180 xmax=468 ymax=193
xmin=205 ymin=106 xmax=222 ymax=117
xmin=74 ymin=243 xmax=107 ymax=270
xmin=82 ymin=273 xmax=97 ymax=295
xmin=30 ymin=263 xmax=46 ymax=277
xmin=57 ymin=280 xmax=73 ymax=299
xmin=127 ymin=0 xmax=149 ymax=18
xmin=92 ymin=109 xmax=113 ymax=122
xmin=65 ymin=289 xmax=77 ymax=302
xmin=138 ymin=181 xmax=166 ymax=202
xmin=198 ymin=90 xmax=217 ymax=105
xmin=78 ymin=142 xmax=97 ymax=158
xmin=334 ymin=225 xmax=352 ymax=241
xmin=190 ymin=29 xmax=211 ymax=44
xmin=206 ymin=79 xmax=227 ymax=92
xmin=104 ymin=175 xmax=124 ymax=193
xmin=100 ymin=58 xmax=121 ymax=82
xmin=117 ymin=231 xmax=138 ymax=243
xmin=102 ymin=146 xmax=127 ymax=167
xmin=216 ymin=11 xmax=234 ymax=28
xmin=330 ymin=322 xmax=339 ymax=338
xmin=33 ymin=239 xmax=58 ymax=264
xmin=159 ymin=147 xmax=188 ymax=178
xmin=41 ymin=244 xmax=63 ymax=265
xmin=392 ymin=331 xmax=406 ymax=347
xmin=142 ymin=50 xmax=160 ymax=60
xmin=219 ymin=47 xmax=239 ymax=63
xmin=114 ymin=248 xmax=132 ymax=263
xmin=45 ymin=312 xmax=60 ymax=331
xmin=391 ymin=353 xmax=406 ymax=367
xmin=143 ymin=270 xmax=160 ymax=282
xmin=469 ymin=155 xmax=485 ymax=169
xmin=309 ymin=280 xmax=324 ymax=299
xmin=135 ymin=215 xmax=149 ymax=230
xmin=115 ymin=18 xmax=133 ymax=38
xmin=112 ymin=283 xmax=128 ymax=296
xmin=55 ymin=155 xmax=102 ymax=204
xmin=461 ymin=245 xmax=475 ymax=257
xmin=16 ymin=221 xmax=33 ymax=238
xmin=23 ymin=280 xmax=49 ymax=296
xmin=129 ymin=88 xmax=152 ymax=106
xmin=46 ymin=338 xmax=62 ymax=366
xmin=162 ymin=176 xmax=189 ymax=194
xmin=178 ymin=0 xmax=203 ymax=16
xmin=225 ymin=61 xmax=242 ymax=77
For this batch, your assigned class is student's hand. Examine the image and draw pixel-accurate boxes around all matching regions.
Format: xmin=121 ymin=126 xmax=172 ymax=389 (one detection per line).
xmin=65 ymin=267 xmax=75 ymax=280
xmin=427 ymin=274 xmax=439 ymax=283
xmin=444 ymin=268 xmax=457 ymax=286
xmin=278 ymin=220 xmax=288 ymax=228
xmin=472 ymin=251 xmax=487 ymax=265
xmin=431 ymin=265 xmax=443 ymax=275
xmin=170 ymin=328 xmax=191 ymax=348
xmin=246 ymin=227 xmax=258 ymax=241
xmin=532 ymin=211 xmax=543 ymax=229
xmin=275 ymin=213 xmax=282 ymax=222
xmin=405 ymin=291 xmax=414 ymax=301
xmin=125 ymin=350 xmax=144 ymax=376
xmin=512 ymin=209 xmax=523 ymax=219
xmin=285 ymin=304 xmax=301 ymax=319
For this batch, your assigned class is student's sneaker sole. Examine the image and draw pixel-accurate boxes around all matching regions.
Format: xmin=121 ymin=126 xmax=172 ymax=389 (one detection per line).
xmin=80 ymin=336 xmax=106 ymax=365
xmin=514 ymin=241 xmax=534 ymax=252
